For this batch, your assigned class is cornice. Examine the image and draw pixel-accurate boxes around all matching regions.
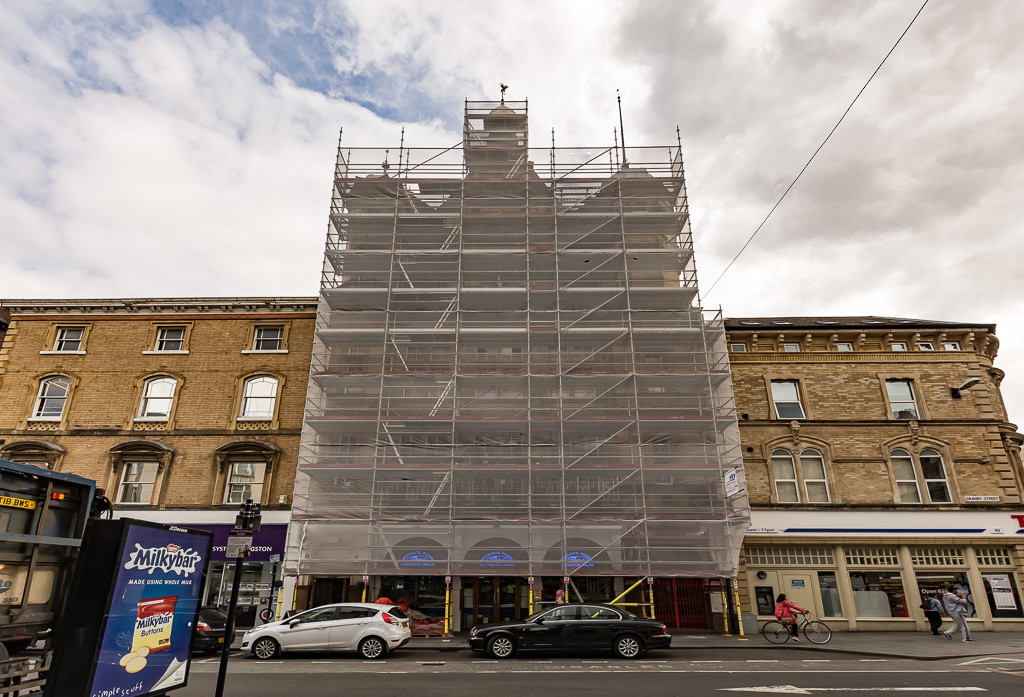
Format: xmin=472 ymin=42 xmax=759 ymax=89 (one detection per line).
xmin=728 ymin=352 xmax=992 ymax=364
xmin=1 ymin=297 xmax=320 ymax=316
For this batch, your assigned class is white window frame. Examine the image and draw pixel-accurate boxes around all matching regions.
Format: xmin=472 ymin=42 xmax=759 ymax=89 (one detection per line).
xmin=137 ymin=377 xmax=177 ymax=420
xmin=53 ymin=326 xmax=85 ymax=352
xmin=116 ymin=461 xmax=159 ymax=504
xmin=918 ymin=342 xmax=934 ymax=351
xmin=770 ymin=380 xmax=806 ymax=419
xmin=32 ymin=376 xmax=71 ymax=421
xmin=771 ymin=449 xmax=800 ymax=503
xmin=919 ymin=448 xmax=951 ymax=503
xmin=890 ymin=342 xmax=908 ymax=352
xmin=800 ymin=448 xmax=830 ymax=503
xmin=250 ymin=325 xmax=285 ymax=352
xmin=782 ymin=343 xmax=801 ymax=353
xmin=836 ymin=342 xmax=854 ymax=352
xmin=155 ymin=326 xmax=186 ymax=352
xmin=890 ymin=448 xmax=922 ymax=503
xmin=730 ymin=343 xmax=747 ymax=353
xmin=223 ymin=461 xmax=267 ymax=504
xmin=240 ymin=376 xmax=279 ymax=420
xmin=943 ymin=341 xmax=961 ymax=351
xmin=885 ymin=379 xmax=919 ymax=419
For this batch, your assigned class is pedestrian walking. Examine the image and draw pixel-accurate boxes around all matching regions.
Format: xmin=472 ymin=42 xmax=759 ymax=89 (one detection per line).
xmin=941 ymin=585 xmax=973 ymax=643
xmin=920 ymin=593 xmax=943 ymax=635
xmin=555 ymin=589 xmax=566 ymax=605
xmin=774 ymin=593 xmax=807 ymax=642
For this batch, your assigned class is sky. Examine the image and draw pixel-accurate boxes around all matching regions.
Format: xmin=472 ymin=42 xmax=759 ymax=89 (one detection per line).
xmin=2 ymin=0 xmax=1023 ymax=420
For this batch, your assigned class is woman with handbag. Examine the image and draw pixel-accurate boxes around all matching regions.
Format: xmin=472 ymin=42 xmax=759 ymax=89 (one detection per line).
xmin=774 ymin=593 xmax=807 ymax=642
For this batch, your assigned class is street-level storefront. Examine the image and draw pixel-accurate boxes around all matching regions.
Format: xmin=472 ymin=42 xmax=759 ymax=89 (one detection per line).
xmin=113 ymin=510 xmax=290 ymax=627
xmin=743 ymin=510 xmax=1024 ymax=631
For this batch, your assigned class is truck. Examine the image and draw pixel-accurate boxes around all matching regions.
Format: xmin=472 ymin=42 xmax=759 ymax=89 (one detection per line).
xmin=0 ymin=458 xmax=95 ymax=659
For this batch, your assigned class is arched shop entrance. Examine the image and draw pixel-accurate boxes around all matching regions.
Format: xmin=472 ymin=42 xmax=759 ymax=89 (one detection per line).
xmin=377 ymin=537 xmax=449 ymax=636
xmin=461 ymin=538 xmax=529 ymax=627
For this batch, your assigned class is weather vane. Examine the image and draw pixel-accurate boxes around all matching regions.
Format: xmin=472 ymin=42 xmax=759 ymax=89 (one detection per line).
xmin=500 ymin=83 xmax=508 ymax=104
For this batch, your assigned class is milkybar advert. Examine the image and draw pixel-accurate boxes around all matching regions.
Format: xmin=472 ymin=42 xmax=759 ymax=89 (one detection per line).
xmin=89 ymin=523 xmax=211 ymax=697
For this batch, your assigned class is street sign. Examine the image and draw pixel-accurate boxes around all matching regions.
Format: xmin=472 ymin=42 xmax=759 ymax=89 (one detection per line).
xmin=445 ymin=576 xmax=451 ymax=584
xmin=528 ymin=576 xmax=534 ymax=584
xmin=225 ymin=531 xmax=252 ymax=558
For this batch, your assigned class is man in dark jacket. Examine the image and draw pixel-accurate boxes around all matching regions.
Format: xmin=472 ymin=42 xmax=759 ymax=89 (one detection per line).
xmin=921 ymin=593 xmax=943 ymax=635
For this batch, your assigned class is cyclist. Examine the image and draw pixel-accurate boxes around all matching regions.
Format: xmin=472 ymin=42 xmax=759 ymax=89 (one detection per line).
xmin=774 ymin=593 xmax=807 ymax=642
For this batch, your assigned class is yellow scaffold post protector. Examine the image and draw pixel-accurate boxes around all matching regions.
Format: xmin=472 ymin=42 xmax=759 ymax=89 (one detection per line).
xmin=528 ymin=576 xmax=535 ymax=616
xmin=646 ymin=577 xmax=655 ymax=620
xmin=720 ymin=581 xmax=731 ymax=636
xmin=731 ymin=577 xmax=747 ymax=640
xmin=361 ymin=574 xmax=368 ymax=603
xmin=444 ymin=575 xmax=452 ymax=636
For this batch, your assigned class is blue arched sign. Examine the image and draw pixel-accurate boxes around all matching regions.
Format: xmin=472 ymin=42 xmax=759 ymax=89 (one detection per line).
xmin=562 ymin=551 xmax=595 ymax=568
xmin=480 ymin=551 xmax=516 ymax=568
xmin=399 ymin=551 xmax=436 ymax=567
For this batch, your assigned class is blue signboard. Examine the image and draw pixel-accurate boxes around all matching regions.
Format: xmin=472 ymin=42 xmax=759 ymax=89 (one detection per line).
xmin=88 ymin=522 xmax=211 ymax=697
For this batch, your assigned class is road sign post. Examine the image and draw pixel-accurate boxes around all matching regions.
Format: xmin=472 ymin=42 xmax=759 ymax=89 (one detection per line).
xmin=215 ymin=499 xmax=262 ymax=697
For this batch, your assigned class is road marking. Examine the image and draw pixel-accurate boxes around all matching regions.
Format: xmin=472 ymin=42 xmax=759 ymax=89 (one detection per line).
xmin=746 ymin=660 xmax=779 ymax=663
xmin=718 ymin=687 xmax=986 ymax=694
xmin=417 ymin=661 xmax=445 ymax=665
xmin=958 ymin=656 xmax=1024 ymax=665
xmin=859 ymin=659 xmax=888 ymax=662
xmin=802 ymin=660 xmax=831 ymax=663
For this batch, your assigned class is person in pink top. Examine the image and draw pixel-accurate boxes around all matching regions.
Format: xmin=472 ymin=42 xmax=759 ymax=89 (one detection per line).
xmin=774 ymin=594 xmax=807 ymax=642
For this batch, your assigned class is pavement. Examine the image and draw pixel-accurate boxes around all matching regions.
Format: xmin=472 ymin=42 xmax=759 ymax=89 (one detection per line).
xmin=230 ymin=630 xmax=1024 ymax=661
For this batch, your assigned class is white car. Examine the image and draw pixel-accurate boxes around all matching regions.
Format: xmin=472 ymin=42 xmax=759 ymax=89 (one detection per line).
xmin=241 ymin=602 xmax=411 ymax=660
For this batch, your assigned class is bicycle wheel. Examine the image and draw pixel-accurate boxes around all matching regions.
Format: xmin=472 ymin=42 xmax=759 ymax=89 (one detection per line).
xmin=802 ymin=620 xmax=831 ymax=644
xmin=761 ymin=621 xmax=790 ymax=644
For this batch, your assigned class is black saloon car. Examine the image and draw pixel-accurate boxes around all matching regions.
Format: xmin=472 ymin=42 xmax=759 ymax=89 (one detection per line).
xmin=192 ymin=607 xmax=235 ymax=654
xmin=468 ymin=603 xmax=670 ymax=659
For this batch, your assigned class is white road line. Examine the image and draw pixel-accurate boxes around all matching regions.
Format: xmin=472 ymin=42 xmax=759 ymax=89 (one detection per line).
xmin=719 ymin=687 xmax=986 ymax=694
xmin=746 ymin=660 xmax=779 ymax=662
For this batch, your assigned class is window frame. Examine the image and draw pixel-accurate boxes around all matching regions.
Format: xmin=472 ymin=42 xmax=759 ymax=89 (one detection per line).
xmin=769 ymin=379 xmax=806 ymax=420
xmin=214 ymin=441 xmax=281 ymax=507
xmin=835 ymin=342 xmax=854 ymax=352
xmin=943 ymin=341 xmax=961 ymax=351
xmin=770 ymin=449 xmax=800 ymax=503
xmin=730 ymin=343 xmax=748 ymax=353
xmin=242 ymin=322 xmax=291 ymax=354
xmin=31 ymin=376 xmax=73 ymax=421
xmin=768 ymin=446 xmax=832 ymax=504
xmin=142 ymin=323 xmax=193 ymax=355
xmin=884 ymin=378 xmax=920 ymax=420
xmin=800 ymin=448 xmax=830 ymax=503
xmin=136 ymin=376 xmax=178 ymax=421
xmin=53 ymin=326 xmax=85 ymax=352
xmin=239 ymin=375 xmax=280 ymax=421
xmin=223 ymin=461 xmax=267 ymax=504
xmin=890 ymin=342 xmax=908 ymax=352
xmin=919 ymin=448 xmax=952 ymax=503
xmin=781 ymin=343 xmax=801 ymax=353
xmin=116 ymin=461 xmax=160 ymax=505
xmin=40 ymin=323 xmax=92 ymax=355
xmin=917 ymin=342 xmax=934 ymax=351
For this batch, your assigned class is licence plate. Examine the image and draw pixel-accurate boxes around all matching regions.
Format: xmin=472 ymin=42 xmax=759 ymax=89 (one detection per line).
xmin=0 ymin=496 xmax=36 ymax=510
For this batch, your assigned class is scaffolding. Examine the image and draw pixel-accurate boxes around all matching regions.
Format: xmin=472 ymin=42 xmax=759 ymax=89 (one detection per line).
xmin=286 ymin=100 xmax=749 ymax=580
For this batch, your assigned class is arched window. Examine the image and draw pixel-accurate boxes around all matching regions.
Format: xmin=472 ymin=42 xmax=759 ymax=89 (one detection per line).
xmin=800 ymin=449 xmax=830 ymax=503
xmin=772 ymin=447 xmax=831 ymax=504
xmin=920 ymin=448 xmax=951 ymax=502
xmin=771 ymin=449 xmax=799 ymax=503
xmin=891 ymin=448 xmax=921 ymax=503
xmin=241 ymin=376 xmax=279 ymax=419
xmin=138 ymin=377 xmax=177 ymax=419
xmin=33 ymin=376 xmax=71 ymax=420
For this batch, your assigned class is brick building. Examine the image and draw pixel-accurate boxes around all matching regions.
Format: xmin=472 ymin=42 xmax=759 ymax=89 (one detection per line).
xmin=0 ymin=297 xmax=316 ymax=624
xmin=727 ymin=316 xmax=1024 ymax=632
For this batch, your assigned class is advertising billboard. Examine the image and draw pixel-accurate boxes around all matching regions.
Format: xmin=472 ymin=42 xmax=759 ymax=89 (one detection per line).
xmin=45 ymin=519 xmax=213 ymax=697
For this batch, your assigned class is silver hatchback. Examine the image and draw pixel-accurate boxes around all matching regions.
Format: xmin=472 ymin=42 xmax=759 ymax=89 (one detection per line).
xmin=241 ymin=602 xmax=411 ymax=660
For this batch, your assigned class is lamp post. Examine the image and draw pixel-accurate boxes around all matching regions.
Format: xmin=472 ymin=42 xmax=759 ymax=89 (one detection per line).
xmin=215 ymin=499 xmax=262 ymax=697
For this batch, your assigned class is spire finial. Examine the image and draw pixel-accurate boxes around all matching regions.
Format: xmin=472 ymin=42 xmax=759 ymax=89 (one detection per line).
xmin=500 ymin=83 xmax=509 ymax=104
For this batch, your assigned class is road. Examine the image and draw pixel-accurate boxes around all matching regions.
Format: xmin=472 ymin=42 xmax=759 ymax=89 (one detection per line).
xmin=176 ymin=648 xmax=1024 ymax=696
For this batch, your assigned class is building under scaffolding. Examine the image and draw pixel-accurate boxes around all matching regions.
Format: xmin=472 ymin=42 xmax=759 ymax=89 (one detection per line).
xmin=286 ymin=100 xmax=749 ymax=629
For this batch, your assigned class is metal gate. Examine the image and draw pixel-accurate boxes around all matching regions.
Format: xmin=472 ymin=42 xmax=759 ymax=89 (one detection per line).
xmin=654 ymin=578 xmax=710 ymax=630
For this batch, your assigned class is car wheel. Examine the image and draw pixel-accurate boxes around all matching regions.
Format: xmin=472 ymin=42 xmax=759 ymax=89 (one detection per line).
xmin=252 ymin=637 xmax=280 ymax=660
xmin=486 ymin=633 xmax=516 ymax=659
xmin=359 ymin=636 xmax=387 ymax=660
xmin=613 ymin=634 xmax=644 ymax=659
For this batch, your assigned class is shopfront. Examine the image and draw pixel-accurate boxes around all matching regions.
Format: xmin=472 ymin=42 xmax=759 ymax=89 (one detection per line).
xmin=743 ymin=510 xmax=1024 ymax=631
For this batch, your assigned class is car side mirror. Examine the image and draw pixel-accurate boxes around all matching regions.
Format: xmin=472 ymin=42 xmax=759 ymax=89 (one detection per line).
xmin=288 ymin=619 xmax=301 ymax=627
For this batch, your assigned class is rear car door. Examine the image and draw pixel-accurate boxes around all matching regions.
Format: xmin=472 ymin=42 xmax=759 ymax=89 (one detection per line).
xmin=278 ymin=607 xmax=338 ymax=650
xmin=329 ymin=608 xmax=378 ymax=649
xmin=572 ymin=605 xmax=620 ymax=650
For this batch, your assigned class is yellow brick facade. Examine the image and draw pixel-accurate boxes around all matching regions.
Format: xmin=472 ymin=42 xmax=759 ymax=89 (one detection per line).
xmin=727 ymin=318 xmax=1024 ymax=632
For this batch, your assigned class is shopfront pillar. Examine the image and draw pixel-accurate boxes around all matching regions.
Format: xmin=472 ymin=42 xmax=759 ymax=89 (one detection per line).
xmin=963 ymin=546 xmax=994 ymax=630
xmin=834 ymin=544 xmax=857 ymax=631
xmin=897 ymin=545 xmax=926 ymax=632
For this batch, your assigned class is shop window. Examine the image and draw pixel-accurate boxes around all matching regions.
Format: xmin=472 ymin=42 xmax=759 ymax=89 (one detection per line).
xmin=976 ymin=548 xmax=1013 ymax=567
xmin=914 ymin=573 xmax=976 ymax=617
xmin=770 ymin=380 xmax=805 ymax=419
xmin=817 ymin=572 xmax=843 ymax=617
xmin=982 ymin=573 xmax=1024 ymax=619
xmin=745 ymin=547 xmax=834 ymax=566
xmin=138 ymin=377 xmax=177 ymax=420
xmin=849 ymin=571 xmax=909 ymax=618
xmin=885 ymin=379 xmax=919 ymax=419
xmin=911 ymin=547 xmax=965 ymax=566
xmin=32 ymin=376 xmax=71 ymax=420
xmin=224 ymin=462 xmax=266 ymax=504
xmin=241 ymin=376 xmax=279 ymax=419
xmin=845 ymin=547 xmax=899 ymax=566
xmin=117 ymin=461 xmax=159 ymax=504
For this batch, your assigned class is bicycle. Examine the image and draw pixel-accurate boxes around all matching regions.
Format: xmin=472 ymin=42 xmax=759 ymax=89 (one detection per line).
xmin=761 ymin=611 xmax=832 ymax=644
